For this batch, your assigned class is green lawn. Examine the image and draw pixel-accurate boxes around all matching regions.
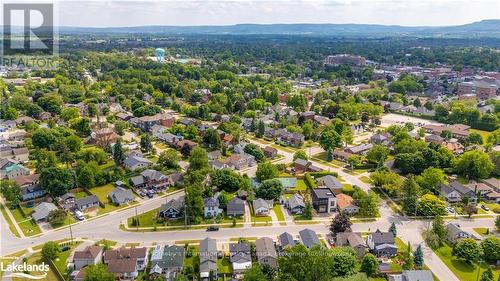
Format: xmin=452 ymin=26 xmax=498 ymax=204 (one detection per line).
xmin=217 ymin=257 xmax=232 ymax=274
xmin=128 ymin=208 xmax=161 ymax=227
xmin=433 ymin=243 xmax=500 ymax=281
xmin=470 ymin=129 xmax=492 ymax=143
xmin=273 ymin=205 xmax=286 ymax=225
xmin=359 ymin=176 xmax=372 ymax=184
xmin=90 ymin=183 xmax=135 ymax=215
xmin=9 ymin=207 xmax=42 ymax=236
xmin=294 ymin=179 xmax=308 ymax=191
xmin=53 ymin=241 xmax=82 ymax=280
xmin=473 ymin=228 xmax=493 ymax=237
xmin=12 ymin=252 xmax=59 ymax=281
xmin=0 ymin=204 xmax=20 ymax=237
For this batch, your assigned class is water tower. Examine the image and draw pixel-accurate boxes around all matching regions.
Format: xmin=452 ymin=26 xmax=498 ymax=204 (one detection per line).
xmin=155 ymin=48 xmax=165 ymax=62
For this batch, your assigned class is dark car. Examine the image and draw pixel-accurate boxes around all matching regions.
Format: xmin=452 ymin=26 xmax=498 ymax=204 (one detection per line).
xmin=207 ymin=226 xmax=219 ymax=231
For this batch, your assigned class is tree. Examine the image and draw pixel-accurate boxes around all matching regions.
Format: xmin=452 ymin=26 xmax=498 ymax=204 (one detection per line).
xmin=40 ymin=167 xmax=74 ymax=197
xmin=463 ymin=204 xmax=477 ymax=218
xmin=244 ymin=264 xmax=267 ymax=281
xmin=403 ymin=242 xmax=414 ymax=270
xmin=60 ymin=107 xmax=80 ymax=121
xmin=330 ymin=247 xmax=358 ymax=277
xmin=244 ymin=144 xmax=265 ymax=162
xmin=47 ymin=209 xmax=67 ymax=227
xmin=329 ymin=212 xmax=352 ymax=237
xmin=347 ymin=155 xmax=362 ymax=170
xmin=496 ymin=216 xmax=500 ymax=231
xmin=431 ymin=215 xmax=447 ymax=245
xmin=366 ymin=145 xmax=390 ymax=165
xmin=256 ymin=179 xmax=283 ymax=201
xmin=158 ymin=149 xmax=180 ymax=169
xmin=402 ymin=176 xmax=419 ymax=216
xmin=303 ymin=202 xmax=313 ymax=220
xmin=140 ymin=134 xmax=153 ymax=153
xmin=203 ymin=129 xmax=222 ymax=149
xmin=212 ymin=169 xmax=243 ymax=193
xmin=389 ymin=222 xmax=397 ymax=237
xmin=189 ymin=147 xmax=209 ymax=171
xmin=256 ymin=120 xmax=265 ymax=138
xmin=71 ymin=117 xmax=92 ymax=137
xmin=453 ymin=238 xmax=481 ymax=264
xmin=418 ymin=194 xmax=447 ymax=216
xmin=481 ymin=237 xmax=500 ymax=263
xmin=416 ymin=167 xmax=447 ymax=193
xmin=319 ymin=129 xmax=342 ymax=152
xmin=41 ymin=241 xmax=60 ymax=260
xmin=480 ymin=267 xmax=494 ymax=281
xmin=293 ymin=150 xmax=308 ymax=161
xmin=0 ymin=180 xmax=21 ymax=208
xmin=76 ymin=164 xmax=96 ymax=189
xmin=185 ymin=183 xmax=204 ymax=224
xmin=360 ymin=253 xmax=378 ymax=277
xmin=113 ymin=139 xmax=125 ymax=165
xmin=467 ymin=132 xmax=483 ymax=145
xmin=256 ymin=162 xmax=279 ymax=182
xmin=84 ymin=264 xmax=115 ymax=281
xmin=414 ymin=245 xmax=424 ymax=268
xmin=454 ymin=150 xmax=494 ymax=180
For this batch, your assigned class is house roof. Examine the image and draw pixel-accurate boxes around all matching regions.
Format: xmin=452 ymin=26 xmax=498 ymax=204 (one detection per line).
xmin=311 ymin=188 xmax=336 ymax=199
xmin=73 ymin=246 xmax=102 ymax=260
xmin=104 ymin=247 xmax=147 ymax=262
xmin=123 ymin=155 xmax=151 ymax=167
xmin=109 ymin=187 xmax=135 ymax=204
xmin=278 ymin=232 xmax=296 ymax=248
xmin=371 ymin=229 xmax=395 ymax=244
xmin=150 ymin=245 xmax=185 ymax=269
xmin=15 ymin=174 xmax=39 ymax=186
xmin=75 ymin=195 xmax=99 ymax=209
xmin=287 ymin=194 xmax=305 ymax=210
xmin=293 ymin=158 xmax=309 ymax=167
xmin=141 ymin=169 xmax=167 ymax=181
xmin=32 ymin=202 xmax=57 ymax=221
xmin=204 ymin=196 xmax=220 ymax=208
xmin=255 ymin=237 xmax=277 ymax=260
xmin=199 ymin=238 xmax=218 ymax=272
xmin=227 ymin=197 xmax=245 ymax=214
xmin=252 ymin=198 xmax=273 ymax=211
xmin=299 ymin=228 xmax=320 ymax=249
xmin=336 ymin=194 xmax=357 ymax=210
xmin=336 ymin=232 xmax=365 ymax=248
xmin=107 ymin=258 xmax=137 ymax=273
xmin=446 ymin=223 xmax=469 ymax=238
xmin=402 ymin=270 xmax=433 ymax=281
xmin=159 ymin=197 xmax=185 ymax=214
xmin=230 ymin=242 xmax=251 ymax=263
xmin=316 ymin=175 xmax=342 ymax=189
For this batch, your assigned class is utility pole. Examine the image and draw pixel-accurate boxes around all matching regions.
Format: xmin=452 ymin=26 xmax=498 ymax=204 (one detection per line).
xmin=135 ymin=206 xmax=138 ymax=231
xmin=68 ymin=214 xmax=74 ymax=245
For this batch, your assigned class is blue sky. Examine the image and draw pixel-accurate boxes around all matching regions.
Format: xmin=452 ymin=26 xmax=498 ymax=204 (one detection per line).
xmin=55 ymin=0 xmax=499 ymax=27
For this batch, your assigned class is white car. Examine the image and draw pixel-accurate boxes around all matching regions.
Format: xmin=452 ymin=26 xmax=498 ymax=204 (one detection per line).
xmin=74 ymin=210 xmax=85 ymax=221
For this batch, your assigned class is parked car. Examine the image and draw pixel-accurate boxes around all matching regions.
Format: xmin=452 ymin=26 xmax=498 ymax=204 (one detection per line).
xmin=74 ymin=210 xmax=85 ymax=221
xmin=447 ymin=207 xmax=455 ymax=213
xmin=481 ymin=205 xmax=490 ymax=211
xmin=207 ymin=226 xmax=219 ymax=231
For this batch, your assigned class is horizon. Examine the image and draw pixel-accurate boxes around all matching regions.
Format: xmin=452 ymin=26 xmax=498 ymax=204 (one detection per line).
xmin=9 ymin=0 xmax=498 ymax=28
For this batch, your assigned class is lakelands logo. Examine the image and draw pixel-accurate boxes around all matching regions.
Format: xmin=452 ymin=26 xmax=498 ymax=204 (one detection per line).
xmin=1 ymin=2 xmax=58 ymax=69
xmin=1 ymin=261 xmax=50 ymax=280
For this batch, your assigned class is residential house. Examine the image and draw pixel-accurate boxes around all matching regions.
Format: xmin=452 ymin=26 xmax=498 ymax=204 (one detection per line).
xmin=136 ymin=113 xmax=174 ymax=132
xmin=277 ymin=132 xmax=304 ymax=147
xmin=158 ymin=132 xmax=183 ymax=146
xmin=175 ymin=139 xmax=198 ymax=150
xmin=366 ymin=229 xmax=397 ymax=257
xmin=207 ymin=150 xmax=222 ymax=161
xmin=104 ymin=247 xmax=148 ymax=280
xmin=230 ymin=242 xmax=252 ymax=276
xmin=311 ymin=188 xmax=336 ymax=213
xmin=108 ymin=187 xmax=135 ymax=205
xmin=204 ymin=194 xmax=223 ymax=218
xmin=73 ymin=246 xmax=103 ymax=270
xmin=226 ymin=197 xmax=245 ymax=217
xmin=314 ymin=115 xmax=331 ymax=126
xmin=293 ymin=159 xmax=322 ymax=173
xmin=149 ymin=245 xmax=185 ymax=279
xmin=263 ymin=146 xmax=278 ymax=159
xmin=233 ymin=142 xmax=247 ymax=154
xmin=32 ymin=202 xmax=58 ymax=222
xmin=0 ymin=160 xmax=30 ymax=180
xmin=286 ymin=193 xmax=305 ymax=214
xmin=299 ymin=228 xmax=321 ymax=249
xmin=129 ymin=169 xmax=170 ymax=191
xmin=345 ymin=143 xmax=373 ymax=155
xmin=74 ymin=195 xmax=100 ymax=212
xmin=446 ymin=223 xmax=471 ymax=243
xmin=224 ymin=153 xmax=256 ymax=170
xmin=87 ymin=128 xmax=118 ymax=147
xmin=123 ymin=155 xmax=151 ymax=171
xmin=16 ymin=174 xmax=45 ymax=201
xmin=336 ymin=232 xmax=367 ymax=258
xmin=440 ymin=181 xmax=477 ymax=203
xmin=370 ymin=133 xmax=391 ymax=145
xmin=199 ymin=238 xmax=218 ymax=280
xmin=388 ymin=270 xmax=433 ymax=281
xmin=0 ymin=147 xmax=29 ymax=162
xmin=482 ymin=178 xmax=500 ymax=203
xmin=336 ymin=194 xmax=359 ymax=214
xmin=425 ymin=134 xmax=444 ymax=145
xmin=332 ymin=148 xmax=355 ymax=161
xmin=423 ymin=124 xmax=470 ymax=139
xmin=255 ymin=237 xmax=278 ymax=268
xmin=252 ymin=198 xmax=273 ymax=216
xmin=158 ymin=197 xmax=185 ymax=219
xmin=278 ymin=232 xmax=296 ymax=250
xmin=316 ymin=175 xmax=343 ymax=194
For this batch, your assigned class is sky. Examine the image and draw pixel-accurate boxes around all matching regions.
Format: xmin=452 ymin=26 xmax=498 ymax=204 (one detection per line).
xmin=51 ymin=0 xmax=500 ymax=27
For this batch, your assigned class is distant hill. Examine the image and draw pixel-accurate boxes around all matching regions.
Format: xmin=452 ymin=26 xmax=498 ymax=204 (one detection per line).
xmin=4 ymin=20 xmax=500 ymax=38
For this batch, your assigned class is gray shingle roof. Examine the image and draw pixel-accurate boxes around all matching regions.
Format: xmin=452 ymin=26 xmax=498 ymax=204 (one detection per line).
xmin=299 ymin=228 xmax=320 ymax=249
xmin=32 ymin=202 xmax=57 ymax=221
xmin=199 ymin=238 xmax=218 ymax=273
xmin=278 ymin=232 xmax=296 ymax=248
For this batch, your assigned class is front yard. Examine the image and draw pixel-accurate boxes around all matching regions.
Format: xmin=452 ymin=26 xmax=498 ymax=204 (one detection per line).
xmin=9 ymin=206 xmax=42 ymax=236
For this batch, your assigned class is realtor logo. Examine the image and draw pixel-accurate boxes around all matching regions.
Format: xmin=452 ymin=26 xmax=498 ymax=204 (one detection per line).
xmin=2 ymin=3 xmax=54 ymax=53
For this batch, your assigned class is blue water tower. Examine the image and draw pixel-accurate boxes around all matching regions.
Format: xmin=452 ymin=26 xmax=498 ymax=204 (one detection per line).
xmin=155 ymin=48 xmax=165 ymax=62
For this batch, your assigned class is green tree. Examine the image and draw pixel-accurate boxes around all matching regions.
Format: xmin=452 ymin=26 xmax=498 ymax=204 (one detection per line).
xmin=431 ymin=215 xmax=447 ymax=246
xmin=40 ymin=167 xmax=74 ymax=197
xmin=319 ymin=129 xmax=342 ymax=153
xmin=414 ymin=245 xmax=424 ymax=268
xmin=84 ymin=264 xmax=115 ymax=281
xmin=47 ymin=209 xmax=67 ymax=227
xmin=366 ymin=145 xmax=390 ymax=165
xmin=329 ymin=212 xmax=352 ymax=237
xmin=158 ymin=149 xmax=180 ymax=169
xmin=113 ymin=139 xmax=125 ymax=165
xmin=417 ymin=194 xmax=447 ymax=216
xmin=244 ymin=264 xmax=267 ymax=281
xmin=293 ymin=150 xmax=308 ymax=161
xmin=188 ymin=147 xmax=209 ymax=171
xmin=41 ymin=241 xmax=60 ymax=260
xmin=481 ymin=237 xmax=500 ymax=263
xmin=360 ymin=253 xmax=378 ymax=277
xmin=496 ymin=216 xmax=500 ymax=231
xmin=256 ymin=179 xmax=283 ymax=201
xmin=256 ymin=162 xmax=279 ymax=182
xmin=453 ymin=238 xmax=481 ymax=265
xmin=402 ymin=176 xmax=419 ymax=216
xmin=212 ymin=169 xmax=244 ymax=193
xmin=60 ymin=107 xmax=80 ymax=121
xmin=203 ymin=129 xmax=222 ymax=149
xmin=256 ymin=120 xmax=265 ymax=138
xmin=71 ymin=117 xmax=92 ymax=137
xmin=244 ymin=144 xmax=265 ymax=162
xmin=76 ymin=164 xmax=96 ymax=189
xmin=454 ymin=150 xmax=494 ymax=180
xmin=480 ymin=267 xmax=494 ymax=281
xmin=140 ymin=134 xmax=153 ymax=153
xmin=0 ymin=180 xmax=21 ymax=208
xmin=389 ymin=222 xmax=397 ymax=237
xmin=403 ymin=242 xmax=414 ymax=270
xmin=416 ymin=167 xmax=447 ymax=193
